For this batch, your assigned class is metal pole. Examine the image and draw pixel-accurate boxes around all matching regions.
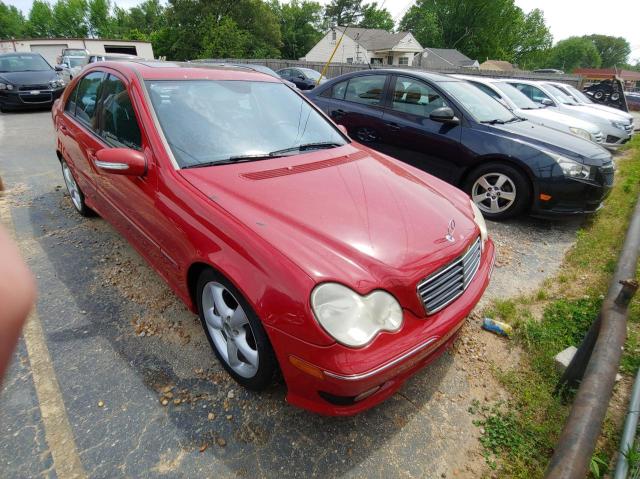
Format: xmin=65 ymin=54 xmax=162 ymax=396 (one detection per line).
xmin=545 ymin=191 xmax=640 ymax=479
xmin=318 ymin=27 xmax=348 ymax=85
xmin=614 ymin=367 xmax=640 ymax=479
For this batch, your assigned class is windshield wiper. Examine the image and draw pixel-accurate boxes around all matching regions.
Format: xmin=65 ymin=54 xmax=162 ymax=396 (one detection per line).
xmin=267 ymin=141 xmax=342 ymax=156
xmin=481 ymin=119 xmax=507 ymax=124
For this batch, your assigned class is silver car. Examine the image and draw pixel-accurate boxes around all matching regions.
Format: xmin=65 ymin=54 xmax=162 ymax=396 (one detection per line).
xmin=453 ymin=75 xmax=604 ymax=145
xmin=507 ymin=79 xmax=632 ymax=148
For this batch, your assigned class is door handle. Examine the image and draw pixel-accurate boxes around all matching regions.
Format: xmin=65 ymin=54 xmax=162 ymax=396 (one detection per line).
xmin=385 ymin=121 xmax=401 ymax=131
xmin=333 ymin=109 xmax=345 ymax=117
xmin=59 ymin=124 xmax=68 ymax=133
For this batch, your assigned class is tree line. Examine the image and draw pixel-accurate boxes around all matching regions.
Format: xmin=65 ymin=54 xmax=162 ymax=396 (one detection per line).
xmin=0 ymin=0 xmax=636 ymax=72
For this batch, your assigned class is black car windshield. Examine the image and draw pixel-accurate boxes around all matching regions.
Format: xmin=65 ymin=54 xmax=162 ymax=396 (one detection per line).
xmin=440 ymin=81 xmax=516 ymax=123
xmin=147 ymin=80 xmax=347 ymax=167
xmin=494 ymin=82 xmax=541 ymax=110
xmin=544 ymin=84 xmax=579 ymax=105
xmin=0 ymin=54 xmax=51 ymax=72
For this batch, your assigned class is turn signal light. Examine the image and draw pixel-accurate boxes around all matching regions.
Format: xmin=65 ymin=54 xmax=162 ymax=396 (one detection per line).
xmin=539 ymin=193 xmax=552 ymax=201
xmin=289 ymin=355 xmax=324 ymax=380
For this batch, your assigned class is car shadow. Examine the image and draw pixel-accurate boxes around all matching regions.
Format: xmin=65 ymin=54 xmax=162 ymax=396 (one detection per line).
xmin=26 ymin=188 xmax=459 ymax=478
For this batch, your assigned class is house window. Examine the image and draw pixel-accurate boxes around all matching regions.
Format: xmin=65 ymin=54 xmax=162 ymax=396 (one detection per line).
xmin=346 ymin=57 xmax=353 ymax=64
xmin=399 ymin=57 xmax=409 ymax=65
xmin=370 ymin=58 xmax=383 ymax=65
xmin=332 ymin=31 xmax=337 ymax=41
xmin=387 ymin=56 xmax=393 ymax=65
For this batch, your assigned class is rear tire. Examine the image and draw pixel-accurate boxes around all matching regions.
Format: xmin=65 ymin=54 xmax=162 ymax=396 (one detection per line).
xmin=196 ymin=269 xmax=278 ymax=391
xmin=464 ymin=163 xmax=530 ymax=220
xmin=60 ymin=159 xmax=96 ymax=217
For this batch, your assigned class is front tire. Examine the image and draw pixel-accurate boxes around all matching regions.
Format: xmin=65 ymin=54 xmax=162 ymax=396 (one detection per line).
xmin=464 ymin=163 xmax=530 ymax=220
xmin=61 ymin=159 xmax=95 ymax=217
xmin=196 ymin=269 xmax=277 ymax=391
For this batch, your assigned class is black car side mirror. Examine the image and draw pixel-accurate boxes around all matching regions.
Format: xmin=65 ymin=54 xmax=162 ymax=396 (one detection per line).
xmin=297 ymin=75 xmax=305 ymax=80
xmin=429 ymin=107 xmax=459 ymax=124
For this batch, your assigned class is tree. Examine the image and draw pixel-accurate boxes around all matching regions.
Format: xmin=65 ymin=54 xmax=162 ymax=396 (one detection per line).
xmin=548 ymin=36 xmax=601 ymax=71
xmin=87 ymin=0 xmax=112 ymax=37
xmin=201 ymin=16 xmax=251 ymax=58
xmin=512 ymin=8 xmax=553 ymax=70
xmin=52 ymin=0 xmax=89 ymax=37
xmin=584 ymin=34 xmax=630 ymax=68
xmin=325 ymin=0 xmax=362 ymax=27
xmin=359 ymin=2 xmax=393 ymax=31
xmin=272 ymin=0 xmax=323 ymax=60
xmin=26 ymin=0 xmax=54 ymax=37
xmin=399 ymin=0 xmax=550 ymax=64
xmin=0 ymin=1 xmax=26 ymax=38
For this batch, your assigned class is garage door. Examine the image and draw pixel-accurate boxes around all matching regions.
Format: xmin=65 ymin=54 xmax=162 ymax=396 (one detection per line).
xmin=29 ymin=44 xmax=68 ymax=66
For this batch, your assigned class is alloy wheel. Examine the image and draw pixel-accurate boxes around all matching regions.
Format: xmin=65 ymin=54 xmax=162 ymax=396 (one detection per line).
xmin=201 ymin=281 xmax=259 ymax=378
xmin=471 ymin=173 xmax=517 ymax=215
xmin=62 ymin=162 xmax=83 ymax=211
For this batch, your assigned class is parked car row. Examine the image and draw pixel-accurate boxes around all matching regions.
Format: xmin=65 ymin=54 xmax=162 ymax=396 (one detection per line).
xmin=1 ymin=57 xmax=630 ymax=415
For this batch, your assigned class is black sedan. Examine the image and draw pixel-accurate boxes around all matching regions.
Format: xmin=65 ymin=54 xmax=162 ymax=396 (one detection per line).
xmin=0 ymin=53 xmax=66 ymax=111
xmin=276 ymin=67 xmax=326 ymax=90
xmin=306 ymin=70 xmax=614 ymax=220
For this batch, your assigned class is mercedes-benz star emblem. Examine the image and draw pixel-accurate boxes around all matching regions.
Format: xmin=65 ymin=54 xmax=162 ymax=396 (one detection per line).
xmin=445 ymin=219 xmax=456 ymax=243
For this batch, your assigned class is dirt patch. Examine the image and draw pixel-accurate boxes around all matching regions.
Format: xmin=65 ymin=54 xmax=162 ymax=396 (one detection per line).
xmin=0 ymin=183 xmax=33 ymax=208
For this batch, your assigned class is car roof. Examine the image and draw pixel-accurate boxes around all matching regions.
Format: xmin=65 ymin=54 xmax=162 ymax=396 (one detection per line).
xmin=84 ymin=60 xmax=282 ymax=82
xmin=330 ymin=69 xmax=459 ymax=83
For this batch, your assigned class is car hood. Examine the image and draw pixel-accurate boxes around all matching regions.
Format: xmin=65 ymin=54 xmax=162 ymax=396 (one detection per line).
xmin=586 ymin=103 xmax=633 ymax=121
xmin=486 ymin=120 xmax=610 ymax=163
xmin=0 ymin=70 xmax=57 ymax=86
xmin=521 ymin=108 xmax=600 ymax=134
xmin=180 ymin=144 xmax=478 ymax=299
xmin=568 ymin=104 xmax=628 ymax=122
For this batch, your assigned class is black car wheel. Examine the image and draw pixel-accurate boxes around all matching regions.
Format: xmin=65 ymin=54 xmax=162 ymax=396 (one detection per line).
xmin=196 ymin=268 xmax=278 ymax=391
xmin=464 ymin=163 xmax=530 ymax=220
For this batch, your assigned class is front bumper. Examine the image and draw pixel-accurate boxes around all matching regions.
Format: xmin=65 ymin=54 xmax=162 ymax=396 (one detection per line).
xmin=0 ymin=87 xmax=64 ymax=109
xmin=267 ymin=240 xmax=495 ymax=416
xmin=530 ymin=165 xmax=614 ymax=217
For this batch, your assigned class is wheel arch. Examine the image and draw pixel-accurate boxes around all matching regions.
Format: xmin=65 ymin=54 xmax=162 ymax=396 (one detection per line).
xmin=458 ymin=155 xmax=536 ymax=200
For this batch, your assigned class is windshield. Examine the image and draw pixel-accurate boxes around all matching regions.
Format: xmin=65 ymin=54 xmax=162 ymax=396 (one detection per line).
xmin=544 ymin=84 xmax=579 ymax=105
xmin=494 ymin=82 xmax=541 ymax=110
xmin=440 ymin=81 xmax=516 ymax=123
xmin=300 ymin=69 xmax=322 ymax=80
xmin=564 ymin=84 xmax=593 ymax=104
xmin=0 ymin=54 xmax=51 ymax=72
xmin=66 ymin=57 xmax=85 ymax=68
xmin=147 ymin=80 xmax=347 ymax=167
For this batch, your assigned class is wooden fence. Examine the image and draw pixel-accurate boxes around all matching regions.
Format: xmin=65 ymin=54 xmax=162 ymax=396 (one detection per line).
xmin=195 ymin=58 xmax=583 ymax=87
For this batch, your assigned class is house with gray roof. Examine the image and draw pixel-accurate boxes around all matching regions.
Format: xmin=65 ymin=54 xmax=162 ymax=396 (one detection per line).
xmin=301 ymin=27 xmax=423 ymax=66
xmin=413 ymin=48 xmax=479 ymax=70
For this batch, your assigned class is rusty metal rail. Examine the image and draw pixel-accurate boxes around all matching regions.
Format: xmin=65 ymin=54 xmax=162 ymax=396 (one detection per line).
xmin=545 ymin=193 xmax=640 ymax=478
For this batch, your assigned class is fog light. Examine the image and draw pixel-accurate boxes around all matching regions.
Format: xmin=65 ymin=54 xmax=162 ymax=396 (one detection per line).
xmin=289 ymin=355 xmax=324 ymax=380
xmin=539 ymin=193 xmax=552 ymax=201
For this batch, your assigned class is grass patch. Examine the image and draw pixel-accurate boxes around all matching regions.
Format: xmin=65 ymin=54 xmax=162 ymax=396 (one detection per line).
xmin=473 ymin=135 xmax=640 ymax=477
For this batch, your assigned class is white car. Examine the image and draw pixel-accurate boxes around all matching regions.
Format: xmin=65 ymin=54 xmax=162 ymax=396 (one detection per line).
xmin=453 ymin=75 xmax=604 ymax=145
xmin=506 ymin=79 xmax=632 ymax=148
xmin=545 ymin=81 xmax=635 ymax=127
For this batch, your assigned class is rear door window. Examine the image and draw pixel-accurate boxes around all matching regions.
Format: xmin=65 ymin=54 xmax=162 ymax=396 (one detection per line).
xmin=98 ymin=74 xmax=142 ymax=150
xmin=344 ymin=75 xmax=386 ymax=106
xmin=74 ymin=71 xmax=105 ymax=129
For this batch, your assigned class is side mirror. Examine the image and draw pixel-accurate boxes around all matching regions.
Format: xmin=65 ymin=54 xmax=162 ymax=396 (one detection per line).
xmin=95 ymin=148 xmax=146 ymax=176
xmin=297 ymin=74 xmax=305 ymax=80
xmin=540 ymin=98 xmax=554 ymax=106
xmin=429 ymin=106 xmax=459 ymax=124
xmin=55 ymin=65 xmax=64 ymax=72
xmin=337 ymin=124 xmax=348 ymax=135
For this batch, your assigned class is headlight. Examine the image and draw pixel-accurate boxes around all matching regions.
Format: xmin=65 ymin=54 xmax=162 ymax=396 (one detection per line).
xmin=49 ymin=79 xmax=65 ymax=89
xmin=547 ymin=151 xmax=591 ymax=180
xmin=0 ymin=82 xmax=14 ymax=90
xmin=569 ymin=127 xmax=591 ymax=141
xmin=611 ymin=120 xmax=626 ymax=130
xmin=470 ymin=200 xmax=488 ymax=245
xmin=310 ymin=283 xmax=403 ymax=348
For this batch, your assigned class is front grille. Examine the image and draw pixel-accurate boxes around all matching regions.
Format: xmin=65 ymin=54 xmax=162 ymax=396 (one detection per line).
xmin=417 ymin=237 xmax=482 ymax=315
xmin=606 ymin=135 xmax=621 ymax=144
xmin=19 ymin=92 xmax=52 ymax=103
xmin=18 ymin=84 xmax=49 ymax=91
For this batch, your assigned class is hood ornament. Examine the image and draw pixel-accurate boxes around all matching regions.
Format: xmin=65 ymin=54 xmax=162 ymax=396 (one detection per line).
xmin=445 ymin=219 xmax=456 ymax=243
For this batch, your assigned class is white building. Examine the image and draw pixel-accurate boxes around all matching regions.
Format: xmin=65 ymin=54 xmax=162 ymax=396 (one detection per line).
xmin=302 ymin=27 xmax=423 ymax=66
xmin=0 ymin=38 xmax=154 ymax=66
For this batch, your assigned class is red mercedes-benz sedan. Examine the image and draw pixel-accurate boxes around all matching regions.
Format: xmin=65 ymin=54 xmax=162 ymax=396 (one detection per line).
xmin=52 ymin=61 xmax=495 ymax=415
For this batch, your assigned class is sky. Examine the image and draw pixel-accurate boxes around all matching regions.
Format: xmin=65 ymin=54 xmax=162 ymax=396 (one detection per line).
xmin=5 ymin=0 xmax=640 ymax=62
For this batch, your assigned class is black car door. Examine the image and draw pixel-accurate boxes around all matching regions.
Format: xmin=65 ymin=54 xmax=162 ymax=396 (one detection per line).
xmin=290 ymin=69 xmax=310 ymax=90
xmin=315 ymin=73 xmax=391 ymax=149
xmin=380 ymin=75 xmax=465 ymax=182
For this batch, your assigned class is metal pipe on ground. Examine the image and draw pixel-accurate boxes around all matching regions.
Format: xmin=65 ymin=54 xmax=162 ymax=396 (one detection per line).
xmin=614 ymin=367 xmax=640 ymax=479
xmin=545 ymin=191 xmax=640 ymax=479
